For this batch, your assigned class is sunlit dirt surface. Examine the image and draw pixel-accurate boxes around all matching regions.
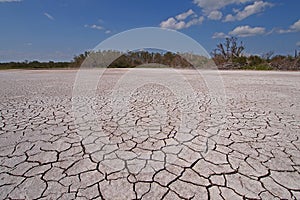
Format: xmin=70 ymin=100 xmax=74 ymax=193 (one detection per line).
xmin=0 ymin=69 xmax=299 ymax=199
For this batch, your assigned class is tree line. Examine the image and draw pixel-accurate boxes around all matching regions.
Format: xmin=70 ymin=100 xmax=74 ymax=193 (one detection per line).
xmin=0 ymin=50 xmax=199 ymax=69
xmin=212 ymin=37 xmax=300 ymax=70
xmin=1 ymin=37 xmax=299 ymax=70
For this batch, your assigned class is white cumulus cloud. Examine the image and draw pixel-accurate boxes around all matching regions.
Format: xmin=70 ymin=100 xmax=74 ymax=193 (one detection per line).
xmin=160 ymin=14 xmax=204 ymax=30
xmin=229 ymin=25 xmax=266 ymax=37
xmin=277 ymin=19 xmax=300 ymax=34
xmin=193 ymin=0 xmax=254 ymax=13
xmin=186 ymin=16 xmax=205 ymax=27
xmin=224 ymin=1 xmax=273 ymax=22
xmin=176 ymin=9 xmax=196 ymax=20
xmin=160 ymin=17 xmax=186 ymax=30
xmin=208 ymin=11 xmax=223 ymax=20
xmin=290 ymin=19 xmax=300 ymax=31
xmin=212 ymin=32 xmax=228 ymax=39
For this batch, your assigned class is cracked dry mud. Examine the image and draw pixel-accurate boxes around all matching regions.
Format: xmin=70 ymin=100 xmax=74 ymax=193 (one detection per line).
xmin=0 ymin=69 xmax=299 ymax=200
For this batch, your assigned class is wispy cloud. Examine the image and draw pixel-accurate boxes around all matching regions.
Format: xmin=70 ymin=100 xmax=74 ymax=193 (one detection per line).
xmin=224 ymin=1 xmax=273 ymax=22
xmin=0 ymin=0 xmax=22 ymax=2
xmin=84 ymin=22 xmax=112 ymax=34
xmin=296 ymin=42 xmax=300 ymax=47
xmin=44 ymin=12 xmax=54 ymax=20
xmin=84 ymin=24 xmax=104 ymax=30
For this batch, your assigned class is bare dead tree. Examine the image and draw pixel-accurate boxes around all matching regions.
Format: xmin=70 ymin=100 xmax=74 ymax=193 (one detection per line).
xmin=212 ymin=37 xmax=245 ymax=61
xmin=262 ymin=51 xmax=274 ymax=61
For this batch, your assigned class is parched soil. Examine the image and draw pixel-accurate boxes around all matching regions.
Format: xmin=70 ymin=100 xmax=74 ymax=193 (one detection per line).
xmin=0 ymin=69 xmax=299 ymax=199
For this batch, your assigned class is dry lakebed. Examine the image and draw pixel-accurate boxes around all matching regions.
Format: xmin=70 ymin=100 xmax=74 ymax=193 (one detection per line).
xmin=0 ymin=69 xmax=299 ymax=199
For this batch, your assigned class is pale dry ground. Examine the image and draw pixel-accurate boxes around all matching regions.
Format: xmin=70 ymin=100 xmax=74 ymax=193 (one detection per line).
xmin=0 ymin=69 xmax=299 ymax=199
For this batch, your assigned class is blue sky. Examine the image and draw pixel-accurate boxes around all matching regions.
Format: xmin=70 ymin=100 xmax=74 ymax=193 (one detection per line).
xmin=0 ymin=0 xmax=299 ymax=62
